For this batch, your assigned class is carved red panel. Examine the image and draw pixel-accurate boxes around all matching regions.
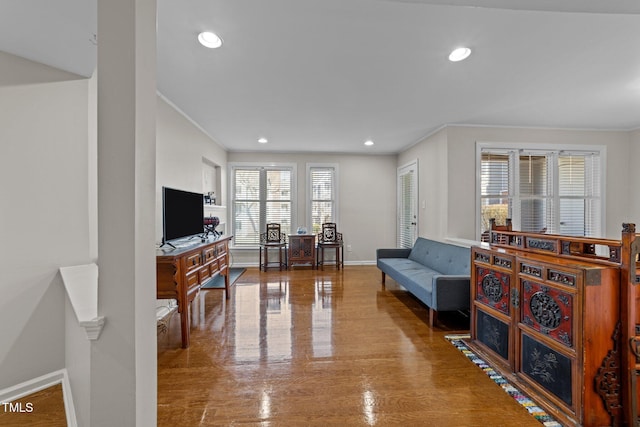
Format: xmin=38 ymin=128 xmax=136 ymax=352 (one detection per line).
xmin=521 ymin=280 xmax=573 ymax=348
xmin=475 ymin=267 xmax=511 ymax=315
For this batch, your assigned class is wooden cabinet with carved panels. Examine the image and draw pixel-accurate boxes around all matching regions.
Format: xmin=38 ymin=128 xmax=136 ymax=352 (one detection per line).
xmin=471 ymin=248 xmax=517 ymax=368
xmin=288 ymin=234 xmax=316 ymax=269
xmin=471 ymin=243 xmax=620 ymax=427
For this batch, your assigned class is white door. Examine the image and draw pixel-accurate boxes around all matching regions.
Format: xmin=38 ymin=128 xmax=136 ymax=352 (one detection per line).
xmin=397 ymin=161 xmax=418 ymax=248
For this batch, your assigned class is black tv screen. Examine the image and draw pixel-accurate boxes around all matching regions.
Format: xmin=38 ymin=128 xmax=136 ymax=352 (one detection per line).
xmin=162 ymin=187 xmax=204 ymax=242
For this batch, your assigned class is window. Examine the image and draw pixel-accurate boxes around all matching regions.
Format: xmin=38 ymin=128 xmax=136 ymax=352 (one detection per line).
xmin=478 ymin=145 xmax=603 ymax=239
xmin=231 ymin=164 xmax=295 ymax=247
xmin=308 ymin=164 xmax=338 ymax=234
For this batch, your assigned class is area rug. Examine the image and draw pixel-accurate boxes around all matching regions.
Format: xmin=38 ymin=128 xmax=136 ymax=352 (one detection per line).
xmin=201 ymin=267 xmax=246 ymax=289
xmin=445 ymin=334 xmax=562 ymax=427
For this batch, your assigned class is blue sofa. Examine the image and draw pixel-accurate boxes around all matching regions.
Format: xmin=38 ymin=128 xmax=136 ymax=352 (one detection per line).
xmin=376 ymin=237 xmax=471 ymax=327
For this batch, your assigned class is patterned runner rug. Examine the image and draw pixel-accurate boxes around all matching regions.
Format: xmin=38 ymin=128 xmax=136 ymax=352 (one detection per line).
xmin=445 ymin=334 xmax=562 ymax=427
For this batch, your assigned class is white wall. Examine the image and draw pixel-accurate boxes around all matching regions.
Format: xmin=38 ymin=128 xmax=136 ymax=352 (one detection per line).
xmin=155 ymin=95 xmax=228 ymax=244
xmin=227 ymin=152 xmax=398 ymax=264
xmin=0 ymin=53 xmax=90 ymax=390
xmin=0 ymin=49 xmax=229 ymax=423
xmin=399 ymin=125 xmax=633 ymax=241
xmin=398 ymin=128 xmax=448 ymax=241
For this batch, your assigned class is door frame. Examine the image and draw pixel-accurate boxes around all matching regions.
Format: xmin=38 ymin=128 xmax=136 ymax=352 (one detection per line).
xmin=397 ymin=160 xmax=418 ymax=248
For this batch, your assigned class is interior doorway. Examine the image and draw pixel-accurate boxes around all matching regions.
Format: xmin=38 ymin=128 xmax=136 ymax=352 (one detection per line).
xmin=397 ymin=160 xmax=418 ymax=248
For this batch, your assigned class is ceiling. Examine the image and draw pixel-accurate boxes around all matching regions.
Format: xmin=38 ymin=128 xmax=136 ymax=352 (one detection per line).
xmin=1 ymin=1 xmax=639 ymax=154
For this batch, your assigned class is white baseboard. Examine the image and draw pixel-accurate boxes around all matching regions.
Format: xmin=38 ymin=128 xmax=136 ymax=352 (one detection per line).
xmin=0 ymin=369 xmax=77 ymax=427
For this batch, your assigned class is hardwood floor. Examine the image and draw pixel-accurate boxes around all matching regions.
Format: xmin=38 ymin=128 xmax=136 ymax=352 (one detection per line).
xmin=158 ymin=266 xmax=543 ymax=426
xmin=0 ymin=383 xmax=66 ymax=427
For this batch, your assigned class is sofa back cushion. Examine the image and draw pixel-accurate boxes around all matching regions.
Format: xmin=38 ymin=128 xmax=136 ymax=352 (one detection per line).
xmin=408 ymin=237 xmax=470 ymax=275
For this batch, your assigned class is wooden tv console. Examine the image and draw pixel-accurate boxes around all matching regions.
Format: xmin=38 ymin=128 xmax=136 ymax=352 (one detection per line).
xmin=156 ymin=235 xmax=232 ymax=348
xmin=469 ymin=224 xmax=640 ymax=427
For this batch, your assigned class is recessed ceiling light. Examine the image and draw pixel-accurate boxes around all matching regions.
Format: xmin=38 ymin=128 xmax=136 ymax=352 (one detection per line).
xmin=448 ymin=47 xmax=471 ymax=62
xmin=198 ymin=32 xmax=223 ymax=49
xmin=364 ymin=140 xmax=374 ymax=146
xmin=258 ymin=137 xmax=268 ymax=144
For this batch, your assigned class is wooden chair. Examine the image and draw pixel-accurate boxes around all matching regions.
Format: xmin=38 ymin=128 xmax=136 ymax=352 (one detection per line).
xmin=316 ymin=222 xmax=344 ymax=270
xmin=259 ymin=223 xmax=288 ymax=271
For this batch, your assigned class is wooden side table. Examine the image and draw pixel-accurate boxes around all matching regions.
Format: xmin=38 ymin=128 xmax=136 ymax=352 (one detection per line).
xmin=288 ymin=234 xmax=316 ymax=269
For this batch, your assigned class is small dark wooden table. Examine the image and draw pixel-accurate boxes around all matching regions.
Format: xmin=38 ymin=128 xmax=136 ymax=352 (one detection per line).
xmin=288 ymin=234 xmax=316 ymax=269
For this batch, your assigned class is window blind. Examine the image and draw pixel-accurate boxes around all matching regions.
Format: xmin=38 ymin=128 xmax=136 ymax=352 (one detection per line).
xmin=558 ymin=153 xmax=601 ymax=236
xmin=310 ymin=167 xmax=335 ymax=234
xmin=479 ymin=148 xmax=601 ymax=238
xmin=518 ymin=154 xmax=548 ymax=233
xmin=480 ymin=153 xmax=512 ymax=236
xmin=265 ymin=169 xmax=292 ymax=237
xmin=398 ymin=170 xmax=415 ymax=249
xmin=232 ymin=167 xmax=293 ymax=246
xmin=233 ymin=169 xmax=261 ymax=246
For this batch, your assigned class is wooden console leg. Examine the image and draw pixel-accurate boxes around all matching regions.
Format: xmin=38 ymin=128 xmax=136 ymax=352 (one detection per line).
xmin=224 ymin=271 xmax=230 ymax=299
xmin=179 ymin=303 xmax=190 ymax=348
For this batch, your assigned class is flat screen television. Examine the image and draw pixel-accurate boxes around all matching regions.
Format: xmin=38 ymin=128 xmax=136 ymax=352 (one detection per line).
xmin=162 ymin=186 xmax=204 ymax=243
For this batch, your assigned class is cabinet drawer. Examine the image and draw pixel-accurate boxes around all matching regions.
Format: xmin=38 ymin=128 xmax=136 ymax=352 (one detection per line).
xmin=204 ymin=247 xmax=216 ymax=262
xmin=209 ymin=259 xmax=219 ymax=275
xmin=217 ymin=254 xmax=227 ymax=267
xmin=219 ymin=263 xmax=228 ymax=276
xmin=199 ymin=266 xmax=211 ymax=283
xmin=185 ymin=253 xmax=202 ymax=272
xmin=216 ymin=242 xmax=227 ymax=255
xmin=185 ymin=270 xmax=200 ymax=290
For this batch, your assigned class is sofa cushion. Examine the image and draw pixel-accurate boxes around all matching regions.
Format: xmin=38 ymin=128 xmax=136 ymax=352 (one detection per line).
xmin=378 ymin=258 xmax=440 ymax=278
xmin=408 ymin=238 xmax=470 ymax=276
xmin=377 ymin=258 xmax=441 ymax=305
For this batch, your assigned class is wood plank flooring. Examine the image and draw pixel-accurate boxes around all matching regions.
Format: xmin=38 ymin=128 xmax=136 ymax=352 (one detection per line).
xmin=0 ymin=383 xmax=66 ymax=426
xmin=158 ymin=266 xmax=543 ymax=426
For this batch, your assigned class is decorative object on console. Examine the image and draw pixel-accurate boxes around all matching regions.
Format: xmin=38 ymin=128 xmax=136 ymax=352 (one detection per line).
xmin=296 ymin=226 xmax=308 ymax=234
xmin=204 ymin=191 xmax=216 ymax=205
xmin=204 ymin=216 xmax=221 ymax=237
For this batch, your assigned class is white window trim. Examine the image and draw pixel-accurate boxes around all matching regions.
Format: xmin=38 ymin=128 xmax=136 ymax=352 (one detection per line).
xmin=228 ymin=162 xmax=298 ymax=248
xmin=475 ymin=142 xmax=607 ymax=240
xmin=306 ymin=163 xmax=339 ymax=230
